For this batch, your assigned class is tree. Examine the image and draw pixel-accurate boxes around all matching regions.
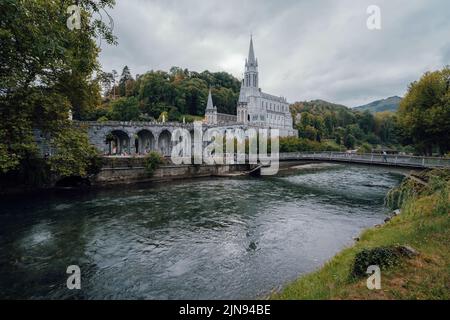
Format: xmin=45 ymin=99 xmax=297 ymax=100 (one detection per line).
xmin=101 ymin=67 xmax=240 ymax=121
xmin=344 ymin=134 xmax=356 ymax=149
xmin=119 ymin=66 xmax=135 ymax=97
xmin=108 ymin=97 xmax=140 ymax=121
xmin=48 ymin=127 xmax=102 ymax=178
xmin=98 ymin=71 xmax=115 ymax=98
xmin=357 ymin=111 xmax=375 ymax=134
xmin=398 ymin=67 xmax=450 ymax=155
xmin=374 ymin=111 xmax=399 ymax=144
xmin=111 ymin=69 xmax=118 ymax=99
xmin=0 ymin=0 xmax=116 ymax=182
xmin=299 ymin=125 xmax=318 ymax=141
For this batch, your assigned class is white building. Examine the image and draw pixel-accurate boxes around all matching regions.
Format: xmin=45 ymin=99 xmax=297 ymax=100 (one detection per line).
xmin=205 ymin=37 xmax=297 ymax=137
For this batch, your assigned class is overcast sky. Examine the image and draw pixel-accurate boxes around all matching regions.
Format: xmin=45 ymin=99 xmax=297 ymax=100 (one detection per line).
xmin=98 ymin=0 xmax=450 ymax=107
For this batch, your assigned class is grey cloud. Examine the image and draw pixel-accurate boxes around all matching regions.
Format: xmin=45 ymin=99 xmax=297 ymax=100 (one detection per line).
xmin=99 ymin=0 xmax=450 ymax=107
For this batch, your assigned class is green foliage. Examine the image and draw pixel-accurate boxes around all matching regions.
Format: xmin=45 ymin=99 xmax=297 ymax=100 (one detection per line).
xmin=343 ymin=134 xmax=356 ymax=149
xmin=398 ymin=66 xmax=450 ymax=155
xmin=145 ymin=151 xmax=164 ymax=176
xmin=48 ymin=127 xmax=102 ymax=178
xmin=385 ymin=169 xmax=450 ymax=210
xmin=108 ymin=97 xmax=140 ymax=121
xmin=118 ymin=66 xmax=135 ymax=97
xmin=93 ymin=67 xmax=241 ymax=121
xmin=279 ymin=137 xmax=339 ymax=153
xmin=292 ymin=100 xmax=401 ymax=151
xmin=97 ymin=116 xmax=109 ymax=122
xmin=0 ymin=0 xmax=117 ymax=185
xmin=351 ymin=247 xmax=401 ymax=278
xmin=179 ymin=114 xmax=204 ymax=123
xmin=358 ymin=142 xmax=372 ymax=154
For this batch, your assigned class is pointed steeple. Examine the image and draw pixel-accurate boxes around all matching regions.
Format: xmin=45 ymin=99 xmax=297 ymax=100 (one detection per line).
xmin=248 ymin=35 xmax=256 ymax=66
xmin=206 ymin=89 xmax=214 ymax=110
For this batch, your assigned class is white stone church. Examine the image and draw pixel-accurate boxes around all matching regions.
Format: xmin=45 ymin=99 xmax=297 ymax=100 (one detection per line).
xmin=205 ymin=37 xmax=297 ymax=137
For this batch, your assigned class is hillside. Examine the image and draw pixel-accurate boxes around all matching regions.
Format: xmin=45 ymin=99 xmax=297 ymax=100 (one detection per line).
xmin=354 ymin=96 xmax=402 ymax=113
xmin=290 ymin=99 xmax=350 ymax=115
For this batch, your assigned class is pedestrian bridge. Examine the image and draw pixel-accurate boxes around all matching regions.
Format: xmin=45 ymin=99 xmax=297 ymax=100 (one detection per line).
xmin=278 ymin=152 xmax=450 ymax=169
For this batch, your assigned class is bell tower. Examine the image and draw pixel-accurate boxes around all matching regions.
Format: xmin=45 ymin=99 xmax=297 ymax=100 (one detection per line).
xmin=244 ymin=36 xmax=258 ymax=90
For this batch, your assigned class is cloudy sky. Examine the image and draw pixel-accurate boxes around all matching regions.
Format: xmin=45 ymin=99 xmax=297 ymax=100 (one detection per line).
xmin=99 ymin=0 xmax=450 ymax=107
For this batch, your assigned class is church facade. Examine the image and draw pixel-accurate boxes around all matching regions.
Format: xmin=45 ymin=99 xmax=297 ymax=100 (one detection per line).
xmin=205 ymin=37 xmax=297 ymax=137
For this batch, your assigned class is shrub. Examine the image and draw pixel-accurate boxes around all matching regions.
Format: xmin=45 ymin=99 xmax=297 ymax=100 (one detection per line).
xmin=97 ymin=116 xmax=109 ymax=122
xmin=49 ymin=127 xmax=102 ymax=178
xmin=145 ymin=151 xmax=164 ymax=176
xmin=358 ymin=143 xmax=372 ymax=154
xmin=351 ymin=247 xmax=401 ymax=279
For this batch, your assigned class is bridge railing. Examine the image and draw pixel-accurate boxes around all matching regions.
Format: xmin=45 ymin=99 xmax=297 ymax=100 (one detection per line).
xmin=279 ymin=152 xmax=450 ymax=168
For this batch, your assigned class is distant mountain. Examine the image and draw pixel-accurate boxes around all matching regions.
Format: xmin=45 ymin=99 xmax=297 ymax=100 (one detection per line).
xmin=354 ymin=96 xmax=402 ymax=113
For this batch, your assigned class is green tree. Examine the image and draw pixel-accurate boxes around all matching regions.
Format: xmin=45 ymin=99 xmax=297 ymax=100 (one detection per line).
xmin=118 ymin=66 xmax=135 ymax=97
xmin=343 ymin=134 xmax=356 ymax=149
xmin=398 ymin=67 xmax=450 ymax=155
xmin=0 ymin=0 xmax=116 ymax=181
xmin=137 ymin=71 xmax=176 ymax=117
xmin=48 ymin=127 xmax=102 ymax=178
xmin=108 ymin=97 xmax=140 ymax=121
xmin=357 ymin=111 xmax=375 ymax=134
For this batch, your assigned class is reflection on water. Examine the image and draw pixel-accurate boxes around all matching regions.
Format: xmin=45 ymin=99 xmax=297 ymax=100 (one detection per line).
xmin=0 ymin=164 xmax=404 ymax=299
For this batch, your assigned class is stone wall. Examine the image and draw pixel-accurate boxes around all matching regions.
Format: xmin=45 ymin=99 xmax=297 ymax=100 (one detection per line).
xmin=94 ymin=157 xmax=250 ymax=186
xmin=75 ymin=121 xmax=286 ymax=157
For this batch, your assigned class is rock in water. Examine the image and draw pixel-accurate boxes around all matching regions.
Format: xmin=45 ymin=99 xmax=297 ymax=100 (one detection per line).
xmin=248 ymin=241 xmax=258 ymax=251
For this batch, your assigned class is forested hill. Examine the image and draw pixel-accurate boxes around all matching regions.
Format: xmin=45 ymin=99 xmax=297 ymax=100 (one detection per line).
xmin=90 ymin=66 xmax=241 ymax=122
xmin=354 ymin=96 xmax=402 ymax=113
xmin=290 ymin=99 xmax=350 ymax=115
xmin=289 ymin=99 xmax=402 ymax=151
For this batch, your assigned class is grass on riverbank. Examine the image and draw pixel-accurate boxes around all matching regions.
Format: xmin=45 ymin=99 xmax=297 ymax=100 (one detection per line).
xmin=272 ymin=169 xmax=450 ymax=300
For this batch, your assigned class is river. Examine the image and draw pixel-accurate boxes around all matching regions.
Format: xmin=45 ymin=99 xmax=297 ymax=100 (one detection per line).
xmin=0 ymin=164 xmax=405 ymax=299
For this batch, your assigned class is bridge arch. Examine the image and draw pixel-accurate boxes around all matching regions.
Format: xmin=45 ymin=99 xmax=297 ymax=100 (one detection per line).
xmin=136 ymin=130 xmax=156 ymax=155
xmin=106 ymin=130 xmax=130 ymax=155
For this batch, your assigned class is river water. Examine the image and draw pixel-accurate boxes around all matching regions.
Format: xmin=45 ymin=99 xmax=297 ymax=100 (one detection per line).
xmin=0 ymin=164 xmax=405 ymax=299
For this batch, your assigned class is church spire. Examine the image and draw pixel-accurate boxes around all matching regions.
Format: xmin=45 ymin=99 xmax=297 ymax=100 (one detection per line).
xmin=247 ymin=35 xmax=256 ymax=66
xmin=243 ymin=36 xmax=258 ymax=88
xmin=206 ymin=88 xmax=215 ymax=110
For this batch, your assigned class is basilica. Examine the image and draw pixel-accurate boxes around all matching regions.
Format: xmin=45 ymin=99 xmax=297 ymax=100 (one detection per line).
xmin=205 ymin=37 xmax=297 ymax=137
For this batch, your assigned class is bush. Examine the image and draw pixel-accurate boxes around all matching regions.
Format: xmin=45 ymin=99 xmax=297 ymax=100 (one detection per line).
xmin=343 ymin=134 xmax=356 ymax=149
xmin=351 ymin=247 xmax=401 ymax=279
xmin=108 ymin=97 xmax=140 ymax=121
xmin=358 ymin=142 xmax=372 ymax=154
xmin=280 ymin=137 xmax=341 ymax=153
xmin=145 ymin=151 xmax=164 ymax=176
xmin=97 ymin=116 xmax=109 ymax=122
xmin=49 ymin=127 xmax=102 ymax=178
